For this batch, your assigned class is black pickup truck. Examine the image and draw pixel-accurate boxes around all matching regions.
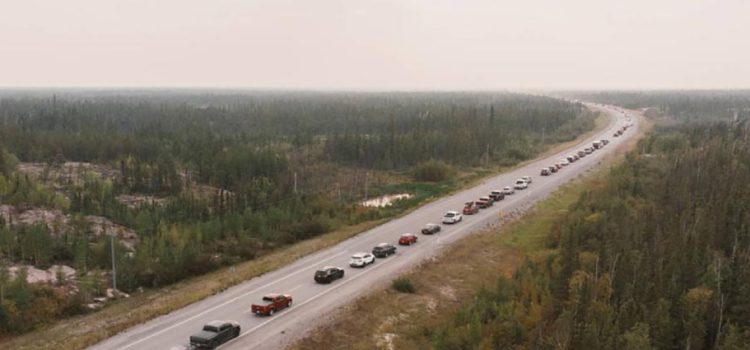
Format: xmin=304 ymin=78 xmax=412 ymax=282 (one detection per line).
xmin=189 ymin=320 xmax=241 ymax=349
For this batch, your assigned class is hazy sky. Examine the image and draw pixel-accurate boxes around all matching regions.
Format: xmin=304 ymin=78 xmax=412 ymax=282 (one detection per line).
xmin=1 ymin=0 xmax=748 ymax=90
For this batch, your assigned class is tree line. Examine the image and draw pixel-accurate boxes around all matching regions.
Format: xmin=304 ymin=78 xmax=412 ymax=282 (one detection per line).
xmin=431 ymin=120 xmax=750 ymax=349
xmin=0 ymin=90 xmax=594 ymax=335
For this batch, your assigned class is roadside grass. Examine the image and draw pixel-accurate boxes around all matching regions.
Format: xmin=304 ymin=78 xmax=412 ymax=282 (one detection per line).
xmin=289 ymin=172 xmax=593 ymax=350
xmin=290 ymin=110 xmax=646 ymax=350
xmin=2 ymin=110 xmax=613 ymax=350
xmin=2 ymin=219 xmax=386 ymax=350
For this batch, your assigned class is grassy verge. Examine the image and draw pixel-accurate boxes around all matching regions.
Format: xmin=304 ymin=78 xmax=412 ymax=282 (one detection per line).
xmin=289 ymin=168 xmax=596 ymax=350
xmin=3 ymin=220 xmax=387 ymax=350
xmin=2 ymin=110 xmax=612 ymax=350
xmin=290 ymin=109 xmax=648 ymax=350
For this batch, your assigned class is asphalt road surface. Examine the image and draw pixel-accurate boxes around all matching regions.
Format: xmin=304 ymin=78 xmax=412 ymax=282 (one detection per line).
xmin=90 ymin=103 xmax=639 ymax=350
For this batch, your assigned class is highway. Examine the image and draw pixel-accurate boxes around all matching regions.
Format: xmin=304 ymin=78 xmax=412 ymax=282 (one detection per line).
xmin=89 ymin=103 xmax=639 ymax=350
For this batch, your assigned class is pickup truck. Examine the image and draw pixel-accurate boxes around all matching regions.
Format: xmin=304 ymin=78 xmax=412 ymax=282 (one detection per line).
xmin=250 ymin=294 xmax=292 ymax=316
xmin=189 ymin=320 xmax=240 ymax=349
xmin=463 ymin=201 xmax=479 ymax=215
xmin=476 ymin=196 xmax=493 ymax=208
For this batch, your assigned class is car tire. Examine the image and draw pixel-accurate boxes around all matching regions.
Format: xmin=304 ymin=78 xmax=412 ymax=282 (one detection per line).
xmin=234 ymin=328 xmax=240 ymax=338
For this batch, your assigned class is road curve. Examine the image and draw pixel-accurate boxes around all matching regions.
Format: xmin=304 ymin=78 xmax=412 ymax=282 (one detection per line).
xmin=90 ymin=103 xmax=639 ymax=350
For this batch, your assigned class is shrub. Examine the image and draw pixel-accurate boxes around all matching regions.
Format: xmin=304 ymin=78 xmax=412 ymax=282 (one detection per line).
xmin=392 ymin=277 xmax=416 ymax=293
xmin=412 ymin=160 xmax=455 ymax=182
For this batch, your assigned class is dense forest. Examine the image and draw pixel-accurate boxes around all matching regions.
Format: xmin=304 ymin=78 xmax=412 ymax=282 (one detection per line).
xmin=0 ymin=90 xmax=594 ymax=335
xmin=432 ymin=113 xmax=750 ymax=348
xmin=566 ymin=90 xmax=750 ymax=122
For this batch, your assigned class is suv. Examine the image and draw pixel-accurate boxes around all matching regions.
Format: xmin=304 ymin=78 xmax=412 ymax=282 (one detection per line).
xmin=503 ymin=186 xmax=515 ymax=195
xmin=372 ymin=243 xmax=397 ymax=258
xmin=549 ymin=166 xmax=558 ymax=173
xmin=349 ymin=252 xmax=375 ymax=267
xmin=514 ymin=179 xmax=528 ymax=190
xmin=398 ymin=233 xmax=418 ymax=245
xmin=489 ymin=190 xmax=505 ymax=201
xmin=541 ymin=168 xmax=550 ymax=176
xmin=421 ymin=223 xmax=441 ymax=235
xmin=314 ymin=266 xmax=345 ymax=284
xmin=463 ymin=201 xmax=479 ymax=215
xmin=522 ymin=176 xmax=532 ymax=184
xmin=442 ymin=211 xmax=462 ymax=224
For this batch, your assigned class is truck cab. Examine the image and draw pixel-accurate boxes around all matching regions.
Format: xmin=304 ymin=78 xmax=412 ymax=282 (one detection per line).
xmin=189 ymin=320 xmax=240 ymax=349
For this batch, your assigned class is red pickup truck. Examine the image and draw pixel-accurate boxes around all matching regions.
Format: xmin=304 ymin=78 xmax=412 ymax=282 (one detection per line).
xmin=250 ymin=294 xmax=293 ymax=316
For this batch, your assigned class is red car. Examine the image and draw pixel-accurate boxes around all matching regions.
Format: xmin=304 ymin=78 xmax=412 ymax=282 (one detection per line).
xmin=250 ymin=293 xmax=293 ymax=316
xmin=463 ymin=201 xmax=479 ymax=215
xmin=398 ymin=233 xmax=418 ymax=245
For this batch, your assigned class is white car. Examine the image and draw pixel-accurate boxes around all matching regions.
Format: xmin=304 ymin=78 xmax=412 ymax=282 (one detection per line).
xmin=514 ymin=179 xmax=528 ymax=190
xmin=521 ymin=176 xmax=532 ymax=184
xmin=559 ymin=158 xmax=570 ymax=166
xmin=503 ymin=186 xmax=515 ymax=195
xmin=349 ymin=252 xmax=375 ymax=267
xmin=442 ymin=211 xmax=463 ymax=224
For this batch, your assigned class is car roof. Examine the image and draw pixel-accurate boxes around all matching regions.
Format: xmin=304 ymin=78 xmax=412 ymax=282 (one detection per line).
xmin=445 ymin=210 xmax=458 ymax=215
xmin=207 ymin=320 xmax=228 ymax=327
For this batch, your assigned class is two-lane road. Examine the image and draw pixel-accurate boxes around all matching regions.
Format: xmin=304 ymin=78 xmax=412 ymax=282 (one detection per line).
xmin=90 ymin=103 xmax=639 ymax=350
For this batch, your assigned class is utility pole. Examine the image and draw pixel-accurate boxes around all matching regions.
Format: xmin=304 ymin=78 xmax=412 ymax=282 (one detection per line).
xmin=485 ymin=143 xmax=490 ymax=167
xmin=293 ymin=172 xmax=298 ymax=194
xmin=109 ymin=225 xmax=117 ymax=293
xmin=364 ymin=172 xmax=369 ymax=201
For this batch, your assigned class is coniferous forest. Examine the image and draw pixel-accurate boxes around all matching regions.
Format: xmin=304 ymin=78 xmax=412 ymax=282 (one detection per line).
xmin=0 ymin=90 xmax=594 ymax=335
xmin=432 ymin=92 xmax=750 ymax=349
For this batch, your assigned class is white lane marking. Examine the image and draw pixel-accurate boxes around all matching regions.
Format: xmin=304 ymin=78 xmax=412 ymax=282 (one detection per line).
xmin=116 ymin=249 xmax=349 ymax=350
xmin=223 ymin=253 xmax=402 ymax=347
xmin=118 ymin=108 xmax=629 ymax=350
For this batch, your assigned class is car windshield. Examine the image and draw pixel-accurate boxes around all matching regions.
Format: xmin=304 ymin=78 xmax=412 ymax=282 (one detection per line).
xmin=445 ymin=213 xmax=454 ymax=217
xmin=351 ymin=256 xmax=362 ymax=260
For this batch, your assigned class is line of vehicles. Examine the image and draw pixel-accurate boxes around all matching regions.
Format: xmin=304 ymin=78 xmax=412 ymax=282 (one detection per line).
xmin=541 ymin=137 xmax=611 ymax=176
xmin=188 ymin=120 xmax=630 ymax=349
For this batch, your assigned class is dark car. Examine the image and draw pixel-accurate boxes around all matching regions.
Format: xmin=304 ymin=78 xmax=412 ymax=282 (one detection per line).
xmin=489 ymin=190 xmax=505 ymax=201
xmin=541 ymin=168 xmax=551 ymax=176
xmin=190 ymin=320 xmax=241 ymax=349
xmin=372 ymin=243 xmax=397 ymax=258
xmin=549 ymin=166 xmax=558 ymax=173
xmin=314 ymin=266 xmax=345 ymax=284
xmin=421 ymin=223 xmax=441 ymax=235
